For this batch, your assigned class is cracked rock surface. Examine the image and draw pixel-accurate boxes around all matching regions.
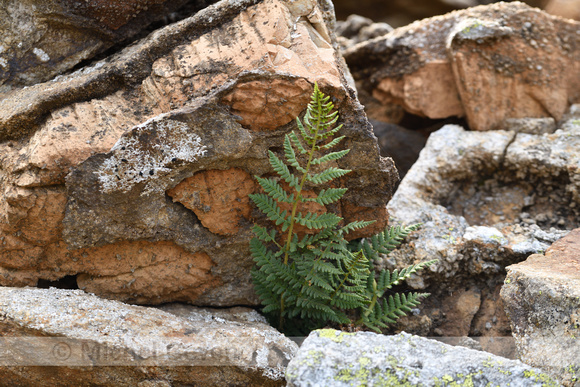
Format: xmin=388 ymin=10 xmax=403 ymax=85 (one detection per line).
xmin=383 ymin=111 xmax=580 ymax=355
xmin=0 ymin=286 xmax=296 ymax=386
xmin=0 ymin=0 xmax=398 ymax=305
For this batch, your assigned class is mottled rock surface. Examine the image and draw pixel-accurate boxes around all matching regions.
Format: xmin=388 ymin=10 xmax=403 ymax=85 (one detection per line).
xmin=501 ymin=228 xmax=580 ymax=386
xmin=382 ymin=113 xmax=580 ymax=350
xmin=0 ymin=0 xmax=397 ymax=306
xmin=344 ymin=2 xmax=580 ymax=131
xmin=0 ymin=0 xmax=211 ymax=93
xmin=0 ymin=286 xmax=296 ymax=386
xmin=286 ymin=329 xmax=559 ymax=386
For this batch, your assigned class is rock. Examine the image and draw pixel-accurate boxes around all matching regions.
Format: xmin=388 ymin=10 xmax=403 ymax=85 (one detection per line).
xmin=335 ymin=15 xmax=393 ymax=51
xmin=344 ymin=2 xmax=580 ymax=131
xmin=544 ymin=0 xmax=580 ymax=21
xmin=0 ymin=0 xmax=205 ymax=93
xmin=501 ymin=228 xmax=580 ymax=386
xmin=286 ymin=329 xmax=559 ymax=386
xmin=0 ymin=0 xmax=398 ymax=306
xmin=0 ymin=287 xmax=297 ymax=386
xmin=383 ymin=116 xmax=579 ymax=345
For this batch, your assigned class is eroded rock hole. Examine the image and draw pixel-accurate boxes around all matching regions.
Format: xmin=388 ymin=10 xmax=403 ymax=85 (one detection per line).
xmin=442 ymin=172 xmax=579 ymax=230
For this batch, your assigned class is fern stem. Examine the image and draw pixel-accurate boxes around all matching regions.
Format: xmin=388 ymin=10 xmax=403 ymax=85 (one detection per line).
xmin=282 ymin=93 xmax=323 ymax=265
xmin=279 ymin=85 xmax=324 ymax=331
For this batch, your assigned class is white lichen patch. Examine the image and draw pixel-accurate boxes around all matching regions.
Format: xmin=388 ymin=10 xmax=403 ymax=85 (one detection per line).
xmin=95 ymin=117 xmax=207 ymax=196
xmin=32 ymin=47 xmax=50 ymax=62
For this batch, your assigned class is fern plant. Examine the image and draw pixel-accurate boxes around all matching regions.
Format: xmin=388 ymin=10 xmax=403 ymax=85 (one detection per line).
xmin=249 ymin=83 xmax=436 ymax=333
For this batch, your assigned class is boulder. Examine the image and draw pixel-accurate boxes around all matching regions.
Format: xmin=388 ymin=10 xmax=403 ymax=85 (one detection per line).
xmin=0 ymin=0 xmax=210 ymax=94
xmin=286 ymin=329 xmax=559 ymax=386
xmin=501 ymin=228 xmax=580 ymax=386
xmin=344 ymin=2 xmax=580 ymax=131
xmin=382 ymin=112 xmax=580 ymax=351
xmin=0 ymin=0 xmax=397 ymax=306
xmin=0 ymin=286 xmax=296 ymax=386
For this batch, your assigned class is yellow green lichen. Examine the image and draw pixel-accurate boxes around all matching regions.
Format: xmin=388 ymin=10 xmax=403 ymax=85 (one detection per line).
xmin=522 ymin=369 xmax=559 ymax=387
xmin=317 ymin=329 xmax=355 ymax=343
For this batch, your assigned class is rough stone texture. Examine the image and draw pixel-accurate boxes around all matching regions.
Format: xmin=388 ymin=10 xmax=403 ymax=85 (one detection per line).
xmin=0 ymin=0 xmax=210 ymax=93
xmin=501 ymin=228 xmax=580 ymax=386
xmin=167 ymin=168 xmax=256 ymax=236
xmin=0 ymin=286 xmax=296 ymax=386
xmin=0 ymin=0 xmax=397 ymax=306
xmin=286 ymin=329 xmax=559 ymax=386
xmin=344 ymin=2 xmax=580 ymax=131
xmin=382 ymin=113 xmax=580 ymax=348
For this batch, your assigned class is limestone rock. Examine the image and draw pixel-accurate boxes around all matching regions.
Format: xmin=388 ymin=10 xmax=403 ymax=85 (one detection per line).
xmin=501 ymin=228 xmax=580 ymax=386
xmin=0 ymin=0 xmax=397 ymax=306
xmin=286 ymin=329 xmax=559 ymax=386
xmin=0 ymin=0 xmax=203 ymax=93
xmin=0 ymin=287 xmax=296 ymax=386
xmin=344 ymin=2 xmax=580 ymax=131
xmin=383 ymin=115 xmax=579 ymax=345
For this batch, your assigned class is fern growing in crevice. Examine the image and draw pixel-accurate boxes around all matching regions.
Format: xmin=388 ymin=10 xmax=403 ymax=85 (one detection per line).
xmin=249 ymin=83 xmax=436 ymax=334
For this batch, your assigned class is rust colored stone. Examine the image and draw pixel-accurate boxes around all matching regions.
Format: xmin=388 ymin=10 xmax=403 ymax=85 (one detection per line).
xmin=341 ymin=200 xmax=389 ymax=240
xmin=222 ymin=79 xmax=313 ymax=130
xmin=167 ymin=168 xmax=257 ymax=235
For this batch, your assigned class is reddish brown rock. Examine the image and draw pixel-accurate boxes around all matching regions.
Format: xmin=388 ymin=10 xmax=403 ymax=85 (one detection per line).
xmin=222 ymin=79 xmax=313 ymax=131
xmin=168 ymin=168 xmax=256 ymax=235
xmin=340 ymin=200 xmax=389 ymax=240
xmin=344 ymin=2 xmax=580 ymax=131
xmin=0 ymin=0 xmax=398 ymax=306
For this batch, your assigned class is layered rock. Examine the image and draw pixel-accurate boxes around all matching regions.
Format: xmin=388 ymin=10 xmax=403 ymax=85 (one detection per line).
xmin=381 ymin=112 xmax=580 ymax=351
xmin=501 ymin=228 xmax=580 ymax=386
xmin=0 ymin=286 xmax=296 ymax=386
xmin=0 ymin=0 xmax=397 ymax=305
xmin=286 ymin=329 xmax=558 ymax=386
xmin=344 ymin=2 xmax=580 ymax=131
xmin=0 ymin=0 xmax=212 ymax=94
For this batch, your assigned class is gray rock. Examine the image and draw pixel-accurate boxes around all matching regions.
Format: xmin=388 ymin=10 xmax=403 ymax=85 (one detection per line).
xmin=286 ymin=329 xmax=560 ymax=386
xmin=0 ymin=0 xmax=202 ymax=93
xmin=383 ymin=120 xmax=579 ymax=344
xmin=0 ymin=286 xmax=296 ymax=386
xmin=501 ymin=228 xmax=580 ymax=386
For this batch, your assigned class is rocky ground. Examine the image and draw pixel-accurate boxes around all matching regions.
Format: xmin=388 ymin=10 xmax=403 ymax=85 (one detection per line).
xmin=0 ymin=0 xmax=578 ymax=386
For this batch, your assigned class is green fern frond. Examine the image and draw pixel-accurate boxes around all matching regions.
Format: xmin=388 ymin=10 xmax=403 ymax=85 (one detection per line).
xmin=361 ymin=223 xmax=422 ymax=261
xmin=250 ymin=83 xmax=435 ymax=334
xmin=302 ymin=188 xmax=348 ymax=205
xmin=307 ymin=167 xmax=351 ymax=184
xmin=254 ymin=177 xmax=294 ymax=204
xmin=293 ymin=212 xmax=342 ymax=230
xmin=249 ymin=193 xmax=289 ymax=229
xmin=268 ymin=151 xmax=300 ymax=189
xmin=311 ymin=149 xmax=350 ymax=165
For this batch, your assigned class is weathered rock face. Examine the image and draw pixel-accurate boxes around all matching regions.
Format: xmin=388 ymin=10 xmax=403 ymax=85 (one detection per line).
xmin=382 ymin=111 xmax=580 ymax=351
xmin=286 ymin=329 xmax=558 ymax=386
xmin=0 ymin=286 xmax=296 ymax=386
xmin=344 ymin=2 xmax=580 ymax=131
xmin=0 ymin=0 xmax=397 ymax=306
xmin=0 ymin=0 xmax=213 ymax=94
xmin=501 ymin=228 xmax=580 ymax=386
